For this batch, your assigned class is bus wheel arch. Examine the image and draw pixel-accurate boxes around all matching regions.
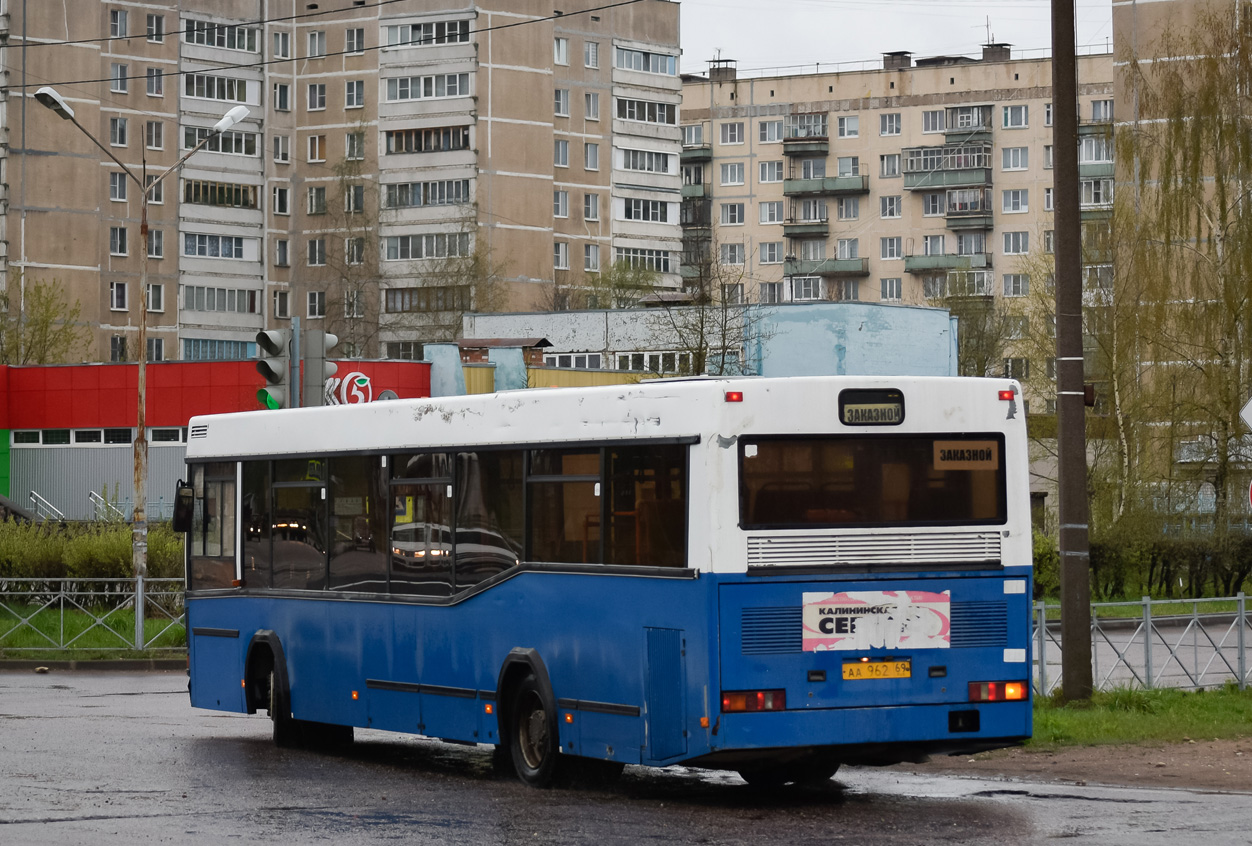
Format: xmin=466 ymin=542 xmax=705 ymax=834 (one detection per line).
xmin=495 ymin=648 xmax=564 ymax=787
xmin=245 ymin=631 xmax=299 ymax=748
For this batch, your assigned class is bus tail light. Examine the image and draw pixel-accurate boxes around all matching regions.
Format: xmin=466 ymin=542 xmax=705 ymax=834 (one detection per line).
xmin=998 ymin=390 xmax=1015 ymax=401
xmin=721 ymin=689 xmax=786 ymax=712
xmin=725 ymin=391 xmax=744 ymax=403
xmin=968 ymin=681 xmax=1027 ymax=702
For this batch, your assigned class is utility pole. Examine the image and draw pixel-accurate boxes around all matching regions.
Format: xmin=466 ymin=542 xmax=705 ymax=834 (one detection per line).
xmin=1051 ymin=0 xmax=1093 ymax=701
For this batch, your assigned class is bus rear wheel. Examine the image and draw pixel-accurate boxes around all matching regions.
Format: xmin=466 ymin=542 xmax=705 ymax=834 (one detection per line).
xmin=269 ymin=670 xmax=300 ymax=749
xmin=509 ymin=673 xmax=563 ymax=787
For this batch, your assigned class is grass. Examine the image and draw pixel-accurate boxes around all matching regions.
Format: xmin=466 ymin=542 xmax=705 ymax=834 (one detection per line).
xmin=1031 ymin=685 xmax=1252 ymax=747
xmin=1037 ymin=597 xmax=1245 ymax=620
xmin=0 ymin=601 xmax=186 ymax=653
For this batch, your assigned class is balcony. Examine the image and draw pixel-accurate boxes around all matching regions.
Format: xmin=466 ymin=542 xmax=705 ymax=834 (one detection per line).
xmin=681 ymin=182 xmax=711 ymax=199
xmin=904 ymin=252 xmax=990 ymax=273
xmin=785 ymin=257 xmax=869 ymax=277
xmin=904 ymin=167 xmax=992 ymax=191
xmin=782 ymin=136 xmax=829 ymax=157
xmin=782 ymin=218 xmax=829 ymax=238
xmin=782 ymin=174 xmax=869 ymax=197
xmin=1078 ymin=161 xmax=1114 ymax=179
xmin=902 ymin=143 xmax=993 ymax=191
xmin=680 ymin=144 xmax=712 ymax=163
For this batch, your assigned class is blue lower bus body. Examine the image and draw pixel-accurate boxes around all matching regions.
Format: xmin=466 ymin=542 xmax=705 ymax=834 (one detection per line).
xmin=187 ymin=568 xmax=1031 ymax=771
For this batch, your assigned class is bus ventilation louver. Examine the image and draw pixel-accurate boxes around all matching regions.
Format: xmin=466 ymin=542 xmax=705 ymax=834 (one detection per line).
xmin=746 ymin=531 xmax=1001 ymax=568
xmin=189 ymin=425 xmax=209 ymax=439
xmin=740 ymin=601 xmax=1008 ymax=655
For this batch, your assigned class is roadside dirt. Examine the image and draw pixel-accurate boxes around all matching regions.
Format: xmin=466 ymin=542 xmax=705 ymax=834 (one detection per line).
xmin=893 ymin=737 xmax=1252 ymax=791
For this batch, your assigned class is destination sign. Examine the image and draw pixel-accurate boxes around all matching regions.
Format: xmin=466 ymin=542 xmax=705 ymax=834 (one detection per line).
xmin=839 ymin=388 xmax=905 ymax=426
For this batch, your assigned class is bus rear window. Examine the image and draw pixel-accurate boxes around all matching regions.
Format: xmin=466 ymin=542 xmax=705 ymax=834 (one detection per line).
xmin=740 ymin=435 xmax=1005 ymax=528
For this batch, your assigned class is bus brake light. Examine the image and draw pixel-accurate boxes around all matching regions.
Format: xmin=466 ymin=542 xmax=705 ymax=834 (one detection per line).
xmin=968 ymin=681 xmax=1027 ymax=702
xmin=725 ymin=391 xmax=744 ymax=403
xmin=998 ymin=390 xmax=1015 ymax=401
xmin=721 ymin=689 xmax=785 ymax=712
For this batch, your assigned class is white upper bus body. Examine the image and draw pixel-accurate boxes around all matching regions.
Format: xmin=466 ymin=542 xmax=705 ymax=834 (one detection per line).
xmin=186 ymin=374 xmax=1031 ymax=577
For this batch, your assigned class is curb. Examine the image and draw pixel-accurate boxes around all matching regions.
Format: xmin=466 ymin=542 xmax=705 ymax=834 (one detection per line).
xmin=0 ymin=659 xmax=186 ymax=672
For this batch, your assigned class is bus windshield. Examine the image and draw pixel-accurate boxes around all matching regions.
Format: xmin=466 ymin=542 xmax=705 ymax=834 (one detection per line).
xmin=739 ymin=434 xmax=1006 ymax=528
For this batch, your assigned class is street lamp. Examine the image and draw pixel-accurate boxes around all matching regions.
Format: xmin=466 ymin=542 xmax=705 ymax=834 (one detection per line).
xmin=36 ymin=87 xmax=248 ymax=647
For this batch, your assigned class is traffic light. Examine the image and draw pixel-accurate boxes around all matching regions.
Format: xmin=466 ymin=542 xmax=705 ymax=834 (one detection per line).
xmin=255 ymin=329 xmax=291 ymax=410
xmin=303 ymin=330 xmax=339 ymax=407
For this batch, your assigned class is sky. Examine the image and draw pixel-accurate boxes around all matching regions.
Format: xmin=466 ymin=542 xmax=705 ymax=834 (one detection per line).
xmin=677 ymin=0 xmax=1114 ymax=77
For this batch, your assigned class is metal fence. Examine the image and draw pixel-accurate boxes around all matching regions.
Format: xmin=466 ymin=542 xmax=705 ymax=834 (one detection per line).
xmin=1034 ymin=595 xmax=1251 ymax=694
xmin=0 ymin=578 xmax=185 ymax=652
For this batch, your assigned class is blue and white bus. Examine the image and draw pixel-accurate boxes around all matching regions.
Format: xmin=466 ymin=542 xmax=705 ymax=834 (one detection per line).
xmin=181 ymin=375 xmax=1032 ymax=787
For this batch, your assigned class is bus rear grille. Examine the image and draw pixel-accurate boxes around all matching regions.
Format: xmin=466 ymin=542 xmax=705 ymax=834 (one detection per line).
xmin=740 ymin=601 xmax=1007 ymax=654
xmin=746 ymin=532 xmax=1001 ymax=567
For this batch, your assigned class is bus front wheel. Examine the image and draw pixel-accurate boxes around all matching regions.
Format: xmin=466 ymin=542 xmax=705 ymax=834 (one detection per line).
xmin=508 ymin=673 xmax=563 ymax=787
xmin=269 ymin=670 xmax=300 ymax=749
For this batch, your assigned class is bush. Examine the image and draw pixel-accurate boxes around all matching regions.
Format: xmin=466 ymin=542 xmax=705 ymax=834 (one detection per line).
xmin=1032 ymin=528 xmax=1059 ymax=599
xmin=0 ymin=519 xmax=70 ymax=578
xmin=147 ymin=524 xmax=185 ymax=579
xmin=63 ymin=525 xmax=132 ymax=579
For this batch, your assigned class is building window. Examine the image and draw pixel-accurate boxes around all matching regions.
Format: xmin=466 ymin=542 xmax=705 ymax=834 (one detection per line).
xmin=1004 ymin=274 xmax=1029 ymax=297
xmin=308 ymin=135 xmax=326 ymax=162
xmin=880 ymin=113 xmax=901 ymax=136
xmin=760 ymin=201 xmax=783 ymax=223
xmin=720 ymin=162 xmax=745 ymax=185
xmin=345 ymin=132 xmax=365 ymax=161
xmin=307 ymin=186 xmax=327 ymax=214
xmin=622 ymin=149 xmax=670 ymax=173
xmin=274 ymin=290 xmax=290 ymax=319
xmin=585 ymin=92 xmax=600 ymax=120
xmin=1092 ymin=99 xmax=1113 ymax=121
xmin=720 ymin=122 xmax=744 ymax=145
xmin=554 ymin=37 xmax=569 ymax=65
xmin=308 ymin=31 xmax=326 ymax=58
xmin=145 ymin=121 xmax=163 ymax=150
xmin=109 ymin=117 xmax=127 ymax=147
xmin=615 ymin=47 xmax=677 ymax=74
xmin=1080 ymin=136 xmax=1113 ymax=163
xmin=922 ymin=109 xmax=944 ymax=132
xmin=760 ymin=282 xmax=782 ymax=303
xmin=1003 ymin=105 xmax=1028 ymax=128
xmin=308 ymin=291 xmax=326 ymax=318
xmin=720 ymin=203 xmax=745 ymax=225
xmin=273 ymin=31 xmax=290 ymax=58
xmin=554 ymin=190 xmax=569 ymax=218
xmin=184 ymin=72 xmax=248 ymax=102
xmin=275 ymin=240 xmax=289 ymax=267
xmin=682 ymin=125 xmax=704 ymax=146
xmin=1044 ymin=145 xmax=1054 ymax=169
xmin=922 ymin=234 xmax=944 ymax=256
xmin=799 ymin=239 xmax=825 ymax=261
xmin=759 ymin=120 xmax=783 ymax=142
xmin=881 ymin=236 xmax=902 ymax=260
xmin=583 ymin=193 xmax=599 ymax=221
xmin=185 ymin=19 xmax=258 ymax=51
xmin=923 ymin=193 xmax=944 ymax=216
xmin=146 ymin=68 xmax=163 ymax=96
xmin=110 ymin=281 xmax=127 ymax=311
xmin=554 ymin=139 xmax=569 ymax=167
xmin=1081 ymin=179 xmax=1114 ymax=207
xmin=345 ymin=80 xmax=365 ymax=109
xmin=109 ymin=172 xmax=127 ymax=202
xmin=274 ymin=83 xmax=290 ymax=111
xmin=1044 ymin=230 xmax=1055 ymax=254
xmin=307 ymin=83 xmax=326 ymax=111
xmin=836 ymin=156 xmax=859 ymax=176
xmin=837 ymin=197 xmax=859 ymax=221
xmin=554 ymin=241 xmax=569 ymax=270
xmin=344 ymin=290 xmax=366 ymax=318
xmin=616 ymin=98 xmax=676 ymax=125
xmin=1045 ymin=187 xmax=1054 ymax=211
xmin=880 ymin=154 xmax=900 ymax=177
xmin=792 ymin=276 xmax=821 ymax=301
xmin=345 ymin=184 xmax=365 ymax=214
xmin=147 ymin=282 xmax=163 ymax=312
xmin=837 ymin=115 xmax=859 ymax=138
xmin=110 ymin=63 xmax=128 ymax=93
xmin=183 ymin=180 xmax=257 ymax=209
xmin=146 ymin=14 xmax=165 ymax=42
xmin=385 ymin=20 xmax=470 ymax=47
xmin=1003 ymin=358 xmax=1030 ymax=380
xmin=181 ymin=129 xmax=254 ymax=159
xmin=759 ymin=161 xmax=783 ymax=183
xmin=760 ymin=242 xmax=782 ymax=264
xmin=837 ymin=238 xmax=859 ymax=260
xmin=346 ymin=27 xmax=365 ymax=54
xmin=1003 ymin=231 xmax=1029 ymax=254
xmin=147 ymin=338 xmax=164 ymax=362
xmin=308 ymin=238 xmax=326 ymax=266
xmin=881 ymin=195 xmax=901 ymax=218
xmin=1045 ymin=103 xmax=1053 ymax=126
xmin=274 ymin=135 xmax=290 ymax=163
xmin=800 ymin=157 xmax=825 ymax=178
xmin=719 ymin=243 xmax=745 ymax=265
xmin=554 ymin=88 xmax=570 ymax=117
xmin=110 ymin=227 xmax=128 ymax=256
xmin=110 ymin=336 xmax=128 ymax=362
xmin=147 ymin=229 xmax=163 ymax=259
xmin=881 ymin=277 xmax=902 ymax=302
xmin=110 ymin=10 xmax=128 ymax=38
xmin=584 ymin=243 xmax=600 ymax=271
xmin=585 ymin=142 xmax=599 ymax=171
xmin=585 ymin=41 xmax=600 ymax=68
xmin=1002 ymin=146 xmax=1029 ymax=170
xmin=183 ymin=233 xmax=246 ymax=258
xmin=1002 ymin=189 xmax=1029 ymax=213
xmin=623 ymin=199 xmax=668 ymax=222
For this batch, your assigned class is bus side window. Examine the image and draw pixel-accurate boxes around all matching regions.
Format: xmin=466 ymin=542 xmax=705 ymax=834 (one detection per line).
xmin=188 ymin=462 xmax=237 ymax=590
xmin=271 ymin=458 xmax=328 ymax=590
xmin=454 ymin=450 xmax=523 ymax=590
xmin=241 ymin=461 xmax=272 ymax=588
xmin=390 ymin=452 xmax=454 ymax=596
xmin=606 ymin=445 xmax=687 ymax=568
xmin=527 ymin=449 xmax=600 ymax=564
xmin=328 ymin=455 xmax=388 ymax=592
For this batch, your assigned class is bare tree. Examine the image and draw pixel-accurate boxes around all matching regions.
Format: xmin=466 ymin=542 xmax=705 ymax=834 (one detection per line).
xmin=0 ymin=273 xmax=91 ymax=364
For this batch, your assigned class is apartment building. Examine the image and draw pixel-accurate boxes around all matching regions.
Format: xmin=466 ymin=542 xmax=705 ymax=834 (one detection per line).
xmin=678 ymin=48 xmax=1113 ymax=327
xmin=3 ymin=1 xmax=680 ymax=363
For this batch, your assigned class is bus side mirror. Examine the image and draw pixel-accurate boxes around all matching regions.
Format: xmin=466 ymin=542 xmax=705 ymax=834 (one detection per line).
xmin=172 ymin=481 xmax=194 ymax=533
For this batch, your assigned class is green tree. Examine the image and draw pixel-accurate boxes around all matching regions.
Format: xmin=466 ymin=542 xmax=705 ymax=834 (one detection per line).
xmin=0 ymin=273 xmax=91 ymax=364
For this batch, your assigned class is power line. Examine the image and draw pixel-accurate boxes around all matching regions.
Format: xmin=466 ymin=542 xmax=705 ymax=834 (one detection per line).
xmin=3 ymin=0 xmax=647 ymax=92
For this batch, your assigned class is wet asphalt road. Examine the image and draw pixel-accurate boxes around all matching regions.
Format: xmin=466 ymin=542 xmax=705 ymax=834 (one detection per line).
xmin=2 ymin=671 xmax=1251 ymax=845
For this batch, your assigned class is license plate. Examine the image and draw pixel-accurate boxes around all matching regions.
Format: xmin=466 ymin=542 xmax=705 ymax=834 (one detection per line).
xmin=843 ymin=660 xmax=911 ymax=680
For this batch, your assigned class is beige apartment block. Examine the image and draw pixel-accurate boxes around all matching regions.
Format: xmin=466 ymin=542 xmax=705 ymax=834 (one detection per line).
xmin=4 ymin=1 xmax=680 ymax=362
xmin=678 ymin=48 xmax=1113 ymax=333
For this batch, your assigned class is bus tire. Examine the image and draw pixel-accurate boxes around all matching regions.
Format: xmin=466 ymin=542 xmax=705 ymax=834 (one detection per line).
xmin=269 ymin=670 xmax=300 ymax=749
xmin=508 ymin=673 xmax=564 ymax=788
xmin=738 ymin=760 xmax=840 ymax=788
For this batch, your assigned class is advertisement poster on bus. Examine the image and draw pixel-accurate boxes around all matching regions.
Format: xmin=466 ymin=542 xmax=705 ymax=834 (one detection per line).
xmin=801 ymin=590 xmax=951 ymax=651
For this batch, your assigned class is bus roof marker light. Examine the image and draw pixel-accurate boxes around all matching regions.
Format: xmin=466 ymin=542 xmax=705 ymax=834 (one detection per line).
xmin=725 ymin=391 xmax=744 ymax=403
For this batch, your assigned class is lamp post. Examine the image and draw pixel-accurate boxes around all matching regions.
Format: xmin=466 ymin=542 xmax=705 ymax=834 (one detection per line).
xmin=35 ymin=87 xmax=248 ymax=648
